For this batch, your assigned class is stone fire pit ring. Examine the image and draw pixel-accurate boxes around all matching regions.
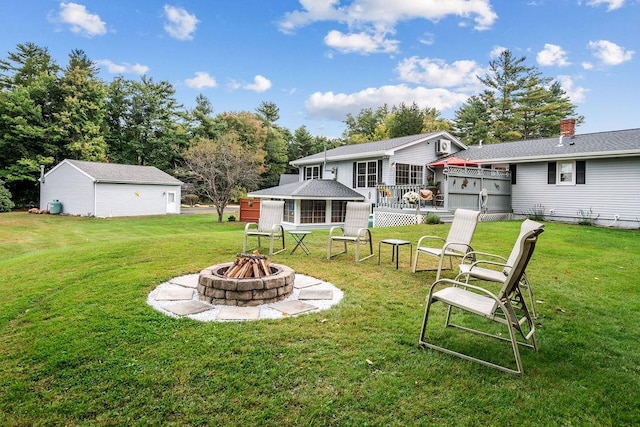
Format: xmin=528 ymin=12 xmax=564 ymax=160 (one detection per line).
xmin=198 ymin=262 xmax=295 ymax=307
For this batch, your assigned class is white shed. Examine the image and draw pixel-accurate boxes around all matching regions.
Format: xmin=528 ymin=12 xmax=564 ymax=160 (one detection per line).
xmin=39 ymin=159 xmax=183 ymax=217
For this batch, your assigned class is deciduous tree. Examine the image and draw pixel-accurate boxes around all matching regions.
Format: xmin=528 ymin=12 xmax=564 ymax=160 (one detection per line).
xmin=183 ymin=132 xmax=265 ymax=222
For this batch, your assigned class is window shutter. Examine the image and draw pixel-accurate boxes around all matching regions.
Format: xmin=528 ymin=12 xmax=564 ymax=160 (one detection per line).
xmin=576 ymin=161 xmax=586 ymax=184
xmin=547 ymin=162 xmax=556 ymax=184
xmin=319 ymin=165 xmax=323 ymax=179
xmin=352 ymin=162 xmax=356 ymax=188
xmin=377 ymin=159 xmax=382 ymax=184
xmin=509 ymin=164 xmax=517 ymax=185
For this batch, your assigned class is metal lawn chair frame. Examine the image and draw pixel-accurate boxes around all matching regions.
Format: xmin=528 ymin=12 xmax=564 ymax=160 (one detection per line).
xmin=412 ymin=208 xmax=480 ymax=279
xmin=456 ymin=219 xmax=543 ymax=318
xmin=327 ymin=202 xmax=374 ymax=262
xmin=419 ymin=220 xmax=544 ymax=376
xmin=243 ymin=200 xmax=285 ymax=255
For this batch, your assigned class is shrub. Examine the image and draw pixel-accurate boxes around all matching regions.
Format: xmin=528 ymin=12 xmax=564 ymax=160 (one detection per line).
xmin=425 ymin=213 xmax=441 ymax=224
xmin=577 ymin=208 xmax=599 ymax=226
xmin=527 ymin=203 xmax=546 ymax=221
xmin=183 ymin=194 xmax=199 ymax=206
xmin=0 ymin=181 xmax=14 ymax=213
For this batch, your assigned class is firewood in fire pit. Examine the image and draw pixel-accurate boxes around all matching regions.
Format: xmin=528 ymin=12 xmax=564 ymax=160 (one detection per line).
xmin=224 ymin=252 xmax=272 ymax=278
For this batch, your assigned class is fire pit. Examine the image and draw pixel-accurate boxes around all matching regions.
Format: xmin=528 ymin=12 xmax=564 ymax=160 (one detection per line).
xmin=197 ymin=253 xmax=295 ymax=307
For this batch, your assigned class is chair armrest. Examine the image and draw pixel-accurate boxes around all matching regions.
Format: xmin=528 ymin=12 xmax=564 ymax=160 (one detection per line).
xmin=244 ymin=222 xmax=258 ymax=232
xmin=328 ymin=226 xmax=344 ymax=237
xmin=441 ymin=241 xmax=474 ymax=256
xmin=428 ymin=278 xmax=501 ymax=302
xmin=271 ymin=224 xmax=284 ymax=234
xmin=461 ymin=251 xmax=507 ymax=264
xmin=416 ymin=235 xmax=446 ymax=248
xmin=356 ymin=228 xmax=371 ymax=240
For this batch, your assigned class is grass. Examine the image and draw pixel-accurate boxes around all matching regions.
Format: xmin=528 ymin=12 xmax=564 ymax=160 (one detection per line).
xmin=1 ymin=212 xmax=639 ymax=425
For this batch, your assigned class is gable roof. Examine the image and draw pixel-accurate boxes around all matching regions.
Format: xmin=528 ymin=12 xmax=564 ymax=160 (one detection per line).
xmin=291 ymin=131 xmax=464 ymax=166
xmin=248 ymin=179 xmax=364 ymax=200
xmin=56 ymin=159 xmax=183 ymax=185
xmin=459 ymin=128 xmax=640 ymax=164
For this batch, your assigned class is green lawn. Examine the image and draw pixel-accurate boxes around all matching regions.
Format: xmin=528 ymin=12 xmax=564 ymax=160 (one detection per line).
xmin=1 ymin=212 xmax=639 ymax=425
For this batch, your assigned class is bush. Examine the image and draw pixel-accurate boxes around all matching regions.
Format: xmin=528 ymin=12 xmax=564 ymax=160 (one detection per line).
xmin=183 ymin=194 xmax=199 ymax=207
xmin=527 ymin=203 xmax=546 ymax=221
xmin=0 ymin=181 xmax=14 ymax=213
xmin=577 ymin=208 xmax=599 ymax=226
xmin=425 ymin=213 xmax=441 ymax=224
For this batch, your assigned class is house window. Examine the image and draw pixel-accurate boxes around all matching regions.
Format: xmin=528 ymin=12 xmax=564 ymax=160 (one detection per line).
xmin=558 ymin=161 xmax=574 ymax=184
xmin=548 ymin=161 xmax=585 ymax=185
xmin=395 ymin=163 xmax=424 ymax=185
xmin=304 ymin=165 xmax=320 ymax=180
xmin=300 ymin=200 xmax=326 ymax=223
xmin=355 ymin=161 xmax=378 ymax=188
xmin=331 ymin=200 xmax=348 ymax=222
xmin=284 ymin=199 xmax=295 ymax=222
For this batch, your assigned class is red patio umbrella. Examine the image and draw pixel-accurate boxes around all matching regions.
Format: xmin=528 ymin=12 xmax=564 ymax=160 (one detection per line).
xmin=428 ymin=156 xmax=479 ymax=168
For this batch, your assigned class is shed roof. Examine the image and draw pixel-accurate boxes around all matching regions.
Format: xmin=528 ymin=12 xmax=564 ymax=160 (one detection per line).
xmin=248 ymin=179 xmax=364 ymax=200
xmin=460 ymin=128 xmax=640 ymax=164
xmin=62 ymin=159 xmax=183 ymax=185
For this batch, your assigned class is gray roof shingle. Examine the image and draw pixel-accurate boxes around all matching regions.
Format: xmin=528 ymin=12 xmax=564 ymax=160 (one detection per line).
xmin=66 ymin=159 xmax=183 ymax=185
xmin=248 ymin=179 xmax=364 ymax=199
xmin=459 ymin=128 xmax=640 ymax=163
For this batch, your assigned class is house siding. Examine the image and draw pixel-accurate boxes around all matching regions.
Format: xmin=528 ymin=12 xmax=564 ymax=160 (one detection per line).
xmin=95 ymin=183 xmax=180 ymax=217
xmin=512 ymin=157 xmax=640 ymax=228
xmin=40 ymin=162 xmax=95 ymax=215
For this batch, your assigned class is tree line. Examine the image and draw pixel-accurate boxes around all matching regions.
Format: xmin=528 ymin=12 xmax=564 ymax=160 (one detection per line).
xmin=0 ymin=42 xmax=581 ymax=212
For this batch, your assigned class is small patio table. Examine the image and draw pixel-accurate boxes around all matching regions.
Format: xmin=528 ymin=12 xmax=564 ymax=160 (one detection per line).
xmin=289 ymin=230 xmax=311 ymax=255
xmin=378 ymin=238 xmax=412 ymax=269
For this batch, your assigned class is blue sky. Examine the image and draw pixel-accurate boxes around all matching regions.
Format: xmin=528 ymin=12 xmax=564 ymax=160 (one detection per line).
xmin=1 ymin=1 xmax=638 ymax=138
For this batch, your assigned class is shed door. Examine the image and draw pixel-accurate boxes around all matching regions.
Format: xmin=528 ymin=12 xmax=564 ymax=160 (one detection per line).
xmin=166 ymin=191 xmax=177 ymax=213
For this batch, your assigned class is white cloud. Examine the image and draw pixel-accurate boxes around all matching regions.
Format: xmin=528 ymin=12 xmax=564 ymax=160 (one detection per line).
xmin=305 ymin=84 xmax=469 ymax=121
xmin=556 ymin=75 xmax=588 ymax=103
xmin=396 ymin=57 xmax=485 ymax=89
xmin=54 ymin=2 xmax=106 ymax=37
xmin=537 ymin=43 xmax=570 ymax=67
xmin=419 ymin=32 xmax=435 ymax=46
xmin=588 ymin=40 xmax=634 ymax=65
xmin=96 ymin=60 xmax=149 ymax=75
xmin=185 ymin=72 xmax=217 ymax=89
xmin=243 ymin=75 xmax=272 ymax=92
xmin=489 ymin=45 xmax=507 ymax=58
xmin=163 ymin=5 xmax=199 ymax=41
xmin=278 ymin=0 xmax=498 ymax=34
xmin=324 ymin=30 xmax=399 ymax=54
xmin=585 ymin=0 xmax=625 ymax=11
xmin=581 ymin=61 xmax=594 ymax=70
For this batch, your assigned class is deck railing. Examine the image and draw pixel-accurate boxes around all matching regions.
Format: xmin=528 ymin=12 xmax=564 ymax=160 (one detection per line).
xmin=375 ymin=184 xmax=440 ymax=209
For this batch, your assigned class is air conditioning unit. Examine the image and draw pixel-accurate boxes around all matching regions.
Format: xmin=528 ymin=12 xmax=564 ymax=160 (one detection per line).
xmin=436 ymin=138 xmax=451 ymax=155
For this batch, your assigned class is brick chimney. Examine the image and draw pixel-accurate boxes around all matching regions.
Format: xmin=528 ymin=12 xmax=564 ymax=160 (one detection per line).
xmin=560 ymin=118 xmax=576 ymax=137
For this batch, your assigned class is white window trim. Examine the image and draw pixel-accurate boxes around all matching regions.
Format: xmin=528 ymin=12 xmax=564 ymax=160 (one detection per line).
xmin=557 ymin=160 xmax=575 ymax=185
xmin=304 ymin=165 xmax=320 ymax=180
xmin=356 ymin=160 xmax=377 ymax=188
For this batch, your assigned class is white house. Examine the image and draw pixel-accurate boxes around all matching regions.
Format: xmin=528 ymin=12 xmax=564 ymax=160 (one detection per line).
xmin=249 ymin=120 xmax=640 ymax=229
xmin=247 ymin=131 xmax=466 ymax=228
xmin=40 ymin=159 xmax=183 ymax=217
xmin=460 ymin=122 xmax=640 ymax=228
